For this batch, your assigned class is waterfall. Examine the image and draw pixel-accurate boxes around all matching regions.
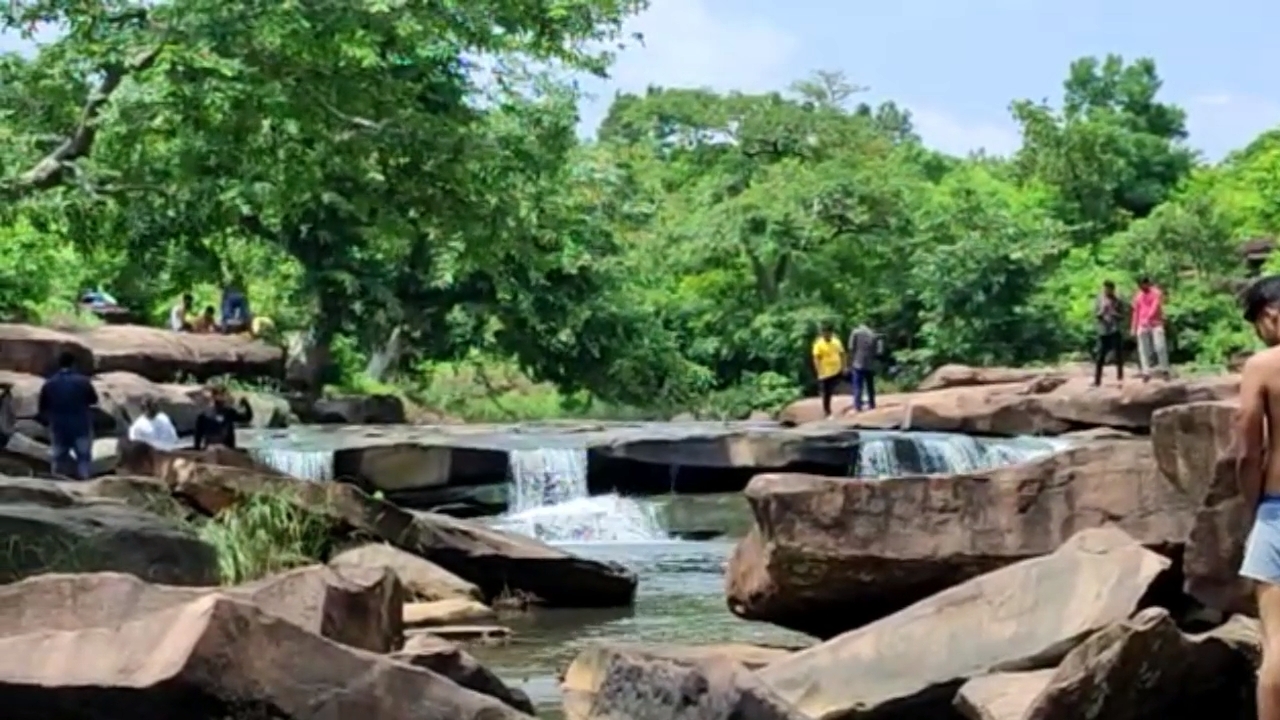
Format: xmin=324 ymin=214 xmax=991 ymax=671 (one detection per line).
xmin=856 ymin=431 xmax=1069 ymax=477
xmin=248 ymin=447 xmax=335 ymax=482
xmin=494 ymin=447 xmax=666 ymax=543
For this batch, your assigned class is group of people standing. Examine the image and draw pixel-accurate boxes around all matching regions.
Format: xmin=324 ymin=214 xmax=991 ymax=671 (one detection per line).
xmin=810 ymin=322 xmax=883 ymax=420
xmin=1092 ymin=276 xmax=1170 ymax=386
xmin=35 ymin=352 xmax=254 ymax=479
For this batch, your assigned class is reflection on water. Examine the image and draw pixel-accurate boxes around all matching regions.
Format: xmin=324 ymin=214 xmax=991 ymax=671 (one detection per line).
xmin=467 ymin=538 xmax=812 ymax=716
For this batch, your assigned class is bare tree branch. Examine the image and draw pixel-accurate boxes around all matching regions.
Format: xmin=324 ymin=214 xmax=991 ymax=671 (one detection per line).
xmin=5 ymin=44 xmax=163 ymax=197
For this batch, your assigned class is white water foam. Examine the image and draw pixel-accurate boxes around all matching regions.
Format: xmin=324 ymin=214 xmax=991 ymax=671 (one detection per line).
xmin=857 ymin=432 xmax=1069 ymax=477
xmin=248 ymin=447 xmax=335 ymax=482
xmin=496 ymin=447 xmax=666 ymax=543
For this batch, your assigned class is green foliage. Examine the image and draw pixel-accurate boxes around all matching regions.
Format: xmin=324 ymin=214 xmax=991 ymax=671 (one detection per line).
xmin=0 ymin=2 xmax=1269 ymax=420
xmin=196 ymin=491 xmax=334 ymax=585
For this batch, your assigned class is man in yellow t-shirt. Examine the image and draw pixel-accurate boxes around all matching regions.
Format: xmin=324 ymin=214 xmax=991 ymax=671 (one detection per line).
xmin=811 ymin=323 xmax=846 ymax=420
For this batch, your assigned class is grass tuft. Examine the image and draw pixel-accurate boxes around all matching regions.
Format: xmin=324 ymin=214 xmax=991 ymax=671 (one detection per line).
xmin=196 ymin=491 xmax=334 ymax=585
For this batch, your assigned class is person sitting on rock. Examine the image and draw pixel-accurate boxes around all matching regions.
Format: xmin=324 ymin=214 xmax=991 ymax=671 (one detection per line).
xmin=127 ymin=397 xmax=179 ymax=450
xmin=193 ymin=384 xmax=253 ymax=450
xmin=37 ymin=351 xmax=98 ymax=480
xmin=192 ymin=305 xmax=218 ymax=333
xmin=169 ymin=293 xmax=194 ymax=332
xmin=219 ymin=285 xmax=253 ymax=334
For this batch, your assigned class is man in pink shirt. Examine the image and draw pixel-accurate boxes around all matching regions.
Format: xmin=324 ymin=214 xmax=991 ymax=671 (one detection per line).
xmin=1131 ymin=276 xmax=1169 ymax=381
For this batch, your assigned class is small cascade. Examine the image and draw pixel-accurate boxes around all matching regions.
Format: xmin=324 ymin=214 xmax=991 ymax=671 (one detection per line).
xmin=856 ymin=431 xmax=1069 ymax=478
xmin=497 ymin=447 xmax=667 ymax=543
xmin=248 ymin=447 xmax=335 ymax=482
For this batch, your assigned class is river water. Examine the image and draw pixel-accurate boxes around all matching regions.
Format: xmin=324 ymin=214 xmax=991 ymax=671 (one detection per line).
xmin=240 ymin=425 xmax=1070 ymax=718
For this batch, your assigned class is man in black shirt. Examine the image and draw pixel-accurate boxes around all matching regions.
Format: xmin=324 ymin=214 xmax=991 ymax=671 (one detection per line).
xmin=193 ymin=385 xmax=254 ymax=450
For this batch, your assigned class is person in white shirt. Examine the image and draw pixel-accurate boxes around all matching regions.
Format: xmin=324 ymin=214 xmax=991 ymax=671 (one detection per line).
xmin=168 ymin=293 xmax=194 ymax=332
xmin=128 ymin=397 xmax=179 ymax=449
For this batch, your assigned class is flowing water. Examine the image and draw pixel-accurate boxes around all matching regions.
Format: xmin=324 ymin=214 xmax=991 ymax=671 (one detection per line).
xmin=238 ymin=425 xmax=1072 ymax=717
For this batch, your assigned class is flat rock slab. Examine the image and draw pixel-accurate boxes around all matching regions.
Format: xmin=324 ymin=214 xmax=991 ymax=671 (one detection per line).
xmin=0 ymin=593 xmax=533 ymax=720
xmin=242 ymin=421 xmax=863 ymax=492
xmin=756 ymin=527 xmax=1170 ymax=720
xmin=726 ymin=439 xmax=1193 ymax=637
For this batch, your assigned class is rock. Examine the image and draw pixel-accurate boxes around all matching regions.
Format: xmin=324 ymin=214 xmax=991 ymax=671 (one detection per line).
xmin=955 ymin=671 xmax=1055 ymax=720
xmin=392 ymin=633 xmax=535 ymax=714
xmin=301 ymin=393 xmax=407 ymax=424
xmin=0 ymin=563 xmax=404 ymax=653
xmin=235 ymin=389 xmax=292 ymax=428
xmin=0 ymin=323 xmax=93 ymax=375
xmin=404 ymin=598 xmax=496 ymax=626
xmin=2 ymin=432 xmax=119 ymax=477
xmin=756 ymin=528 xmax=1171 ymax=720
xmin=726 ymin=440 xmax=1193 ymax=637
xmin=70 ymin=323 xmax=285 ymax=383
xmin=563 ymin=645 xmax=806 ymax=720
xmin=416 ymin=625 xmax=512 ymax=642
xmin=0 ymin=476 xmax=218 ymax=585
xmin=330 ymin=542 xmax=482 ymax=601
xmin=117 ymin=440 xmax=285 ymax=480
xmin=0 ymin=593 xmax=534 ymax=719
xmin=1151 ymin=401 xmax=1251 ymax=614
xmin=916 ymin=364 xmax=1059 ymax=392
xmin=780 ymin=374 xmax=1239 ymax=435
xmin=1006 ymin=608 xmax=1260 ymax=720
xmin=166 ymin=462 xmax=639 ymax=608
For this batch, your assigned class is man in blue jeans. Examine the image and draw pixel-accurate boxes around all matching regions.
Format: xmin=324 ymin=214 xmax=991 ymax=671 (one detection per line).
xmin=38 ymin=351 xmax=99 ymax=479
xmin=847 ymin=323 xmax=882 ymax=412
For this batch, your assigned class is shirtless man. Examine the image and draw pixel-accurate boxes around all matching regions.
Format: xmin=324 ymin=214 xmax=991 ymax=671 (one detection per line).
xmin=1237 ymin=275 xmax=1280 ymax=720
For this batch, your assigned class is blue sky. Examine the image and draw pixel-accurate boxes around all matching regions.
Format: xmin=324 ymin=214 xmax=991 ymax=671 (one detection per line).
xmin=576 ymin=0 xmax=1280 ymax=160
xmin=3 ymin=0 xmax=1275 ymax=160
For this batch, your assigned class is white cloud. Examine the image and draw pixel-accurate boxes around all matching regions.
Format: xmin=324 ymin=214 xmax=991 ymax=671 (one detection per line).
xmin=577 ymin=0 xmax=799 ymax=133
xmin=907 ymin=105 xmax=1021 ymax=157
xmin=1186 ymin=92 xmax=1280 ymax=159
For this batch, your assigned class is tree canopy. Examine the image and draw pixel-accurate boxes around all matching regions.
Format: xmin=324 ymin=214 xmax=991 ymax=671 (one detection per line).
xmin=0 ymin=1 xmax=1270 ymax=417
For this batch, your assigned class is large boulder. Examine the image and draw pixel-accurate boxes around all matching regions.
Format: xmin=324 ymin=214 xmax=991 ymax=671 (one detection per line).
xmin=329 ymin=542 xmax=482 ymax=601
xmin=0 ymin=476 xmax=218 ymax=585
xmin=994 ymin=608 xmax=1260 ymax=720
xmin=392 ymin=633 xmax=535 ymax=714
xmin=726 ymin=440 xmax=1193 ymax=637
xmin=0 ymin=564 xmax=404 ymax=653
xmin=1151 ymin=400 xmax=1251 ymax=614
xmin=0 ymin=593 xmax=534 ymax=719
xmin=755 ymin=528 xmax=1170 ymax=720
xmin=780 ymin=374 xmax=1239 ymax=435
xmin=0 ymin=324 xmax=93 ymax=375
xmin=916 ymin=364 xmax=1063 ymax=392
xmin=71 ymin=324 xmax=285 ymax=383
xmin=300 ymin=394 xmax=407 ymax=424
xmin=163 ymin=461 xmax=639 ymax=608
xmin=2 ymin=370 xmax=204 ymax=441
xmin=564 ymin=645 xmax=806 ymax=720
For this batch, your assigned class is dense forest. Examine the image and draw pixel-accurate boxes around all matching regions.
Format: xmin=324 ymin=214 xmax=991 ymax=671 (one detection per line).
xmin=0 ymin=0 xmax=1275 ymax=418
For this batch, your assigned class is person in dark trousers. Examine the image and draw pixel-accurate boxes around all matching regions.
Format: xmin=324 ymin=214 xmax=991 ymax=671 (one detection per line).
xmin=193 ymin=385 xmax=254 ymax=450
xmin=1093 ymin=280 xmax=1126 ymax=386
xmin=847 ymin=323 xmax=882 ymax=412
xmin=810 ymin=323 xmax=845 ymax=420
xmin=38 ymin=351 xmax=99 ymax=479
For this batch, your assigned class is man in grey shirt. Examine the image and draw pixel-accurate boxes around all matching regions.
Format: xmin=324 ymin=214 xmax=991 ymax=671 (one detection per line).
xmin=847 ymin=323 xmax=882 ymax=412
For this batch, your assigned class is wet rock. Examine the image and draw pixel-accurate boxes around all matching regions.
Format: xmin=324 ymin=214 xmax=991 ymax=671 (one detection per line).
xmin=300 ymin=393 xmax=407 ymax=424
xmin=392 ymin=633 xmax=535 ymax=714
xmin=0 ymin=323 xmax=93 ymax=375
xmin=330 ymin=542 xmax=482 ymax=601
xmin=756 ymin=527 xmax=1170 ymax=720
xmin=416 ymin=625 xmax=512 ymax=642
xmin=404 ymin=598 xmax=495 ymax=627
xmin=780 ymin=374 xmax=1238 ymax=435
xmin=563 ymin=644 xmax=806 ymax=720
xmin=0 ymin=593 xmax=533 ymax=720
xmin=0 ymin=563 xmax=404 ymax=653
xmin=0 ymin=475 xmax=218 ymax=585
xmin=726 ymin=440 xmax=1192 ymax=637
xmin=1151 ymin=400 xmax=1251 ymax=614
xmin=70 ymin=323 xmax=285 ymax=383
xmin=167 ymin=462 xmax=639 ymax=608
xmin=959 ymin=608 xmax=1259 ymax=720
